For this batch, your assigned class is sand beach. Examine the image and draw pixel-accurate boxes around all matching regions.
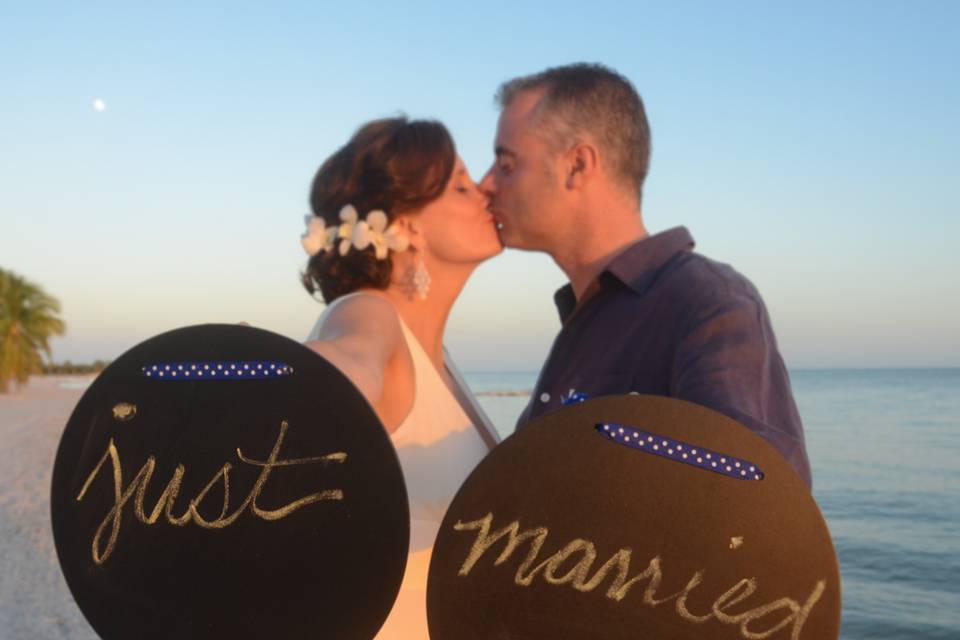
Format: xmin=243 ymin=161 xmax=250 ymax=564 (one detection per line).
xmin=0 ymin=376 xmax=97 ymax=639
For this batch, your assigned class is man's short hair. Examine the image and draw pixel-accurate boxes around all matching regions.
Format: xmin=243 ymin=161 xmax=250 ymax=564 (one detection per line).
xmin=496 ymin=63 xmax=651 ymax=202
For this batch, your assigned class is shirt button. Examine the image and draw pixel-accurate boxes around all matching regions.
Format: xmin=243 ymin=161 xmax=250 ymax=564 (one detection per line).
xmin=540 ymin=392 xmax=551 ymax=403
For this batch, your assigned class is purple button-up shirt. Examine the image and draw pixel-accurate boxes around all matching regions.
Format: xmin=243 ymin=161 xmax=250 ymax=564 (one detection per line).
xmin=516 ymin=226 xmax=812 ymax=487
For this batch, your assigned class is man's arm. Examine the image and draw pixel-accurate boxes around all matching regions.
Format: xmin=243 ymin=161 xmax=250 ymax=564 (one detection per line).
xmin=671 ymin=292 xmax=812 ymax=487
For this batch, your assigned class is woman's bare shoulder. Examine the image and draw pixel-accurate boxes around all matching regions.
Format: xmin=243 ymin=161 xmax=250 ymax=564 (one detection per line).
xmin=303 ymin=292 xmax=411 ymax=422
xmin=310 ymin=292 xmax=402 ymax=342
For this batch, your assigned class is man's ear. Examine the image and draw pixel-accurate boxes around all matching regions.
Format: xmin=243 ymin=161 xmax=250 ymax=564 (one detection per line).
xmin=565 ymin=142 xmax=599 ymax=190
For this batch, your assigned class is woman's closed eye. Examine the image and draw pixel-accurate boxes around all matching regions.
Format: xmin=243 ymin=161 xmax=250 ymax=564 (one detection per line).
xmin=455 ymin=179 xmax=478 ymax=194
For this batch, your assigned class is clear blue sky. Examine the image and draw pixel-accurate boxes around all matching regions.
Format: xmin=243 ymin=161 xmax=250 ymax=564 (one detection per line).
xmin=2 ymin=1 xmax=958 ymax=370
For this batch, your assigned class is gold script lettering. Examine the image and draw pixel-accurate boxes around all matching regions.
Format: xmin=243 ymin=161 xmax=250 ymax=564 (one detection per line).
xmin=452 ymin=512 xmax=826 ymax=639
xmin=76 ymin=420 xmax=346 ymax=564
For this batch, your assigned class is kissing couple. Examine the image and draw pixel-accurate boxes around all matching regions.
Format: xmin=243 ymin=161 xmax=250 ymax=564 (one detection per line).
xmin=300 ymin=62 xmax=812 ymax=639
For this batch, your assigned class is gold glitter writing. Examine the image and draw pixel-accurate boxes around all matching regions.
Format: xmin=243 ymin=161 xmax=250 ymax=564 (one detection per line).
xmin=111 ymin=402 xmax=137 ymax=421
xmin=453 ymin=513 xmax=826 ymax=640
xmin=76 ymin=420 xmax=346 ymax=565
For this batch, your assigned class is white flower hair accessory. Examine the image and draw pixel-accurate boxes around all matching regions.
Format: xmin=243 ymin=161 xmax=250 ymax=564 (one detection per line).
xmin=302 ymin=204 xmax=409 ymax=260
xmin=301 ymin=214 xmax=338 ymax=256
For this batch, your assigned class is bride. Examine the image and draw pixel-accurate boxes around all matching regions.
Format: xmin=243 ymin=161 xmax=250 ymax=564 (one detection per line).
xmin=300 ymin=117 xmax=502 ymax=638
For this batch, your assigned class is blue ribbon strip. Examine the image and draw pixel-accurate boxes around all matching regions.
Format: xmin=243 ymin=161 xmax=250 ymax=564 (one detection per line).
xmin=141 ymin=361 xmax=294 ymax=380
xmin=596 ymin=422 xmax=764 ymax=481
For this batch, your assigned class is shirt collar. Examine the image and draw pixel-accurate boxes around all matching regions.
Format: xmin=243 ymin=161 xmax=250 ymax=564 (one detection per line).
xmin=553 ymin=226 xmax=696 ymax=322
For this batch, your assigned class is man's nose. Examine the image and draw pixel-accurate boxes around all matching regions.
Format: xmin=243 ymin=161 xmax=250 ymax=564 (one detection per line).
xmin=478 ymin=167 xmax=496 ymax=196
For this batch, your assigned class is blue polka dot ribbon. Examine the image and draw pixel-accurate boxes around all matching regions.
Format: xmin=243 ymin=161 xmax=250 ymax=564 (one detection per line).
xmin=141 ymin=362 xmax=293 ymax=380
xmin=596 ymin=422 xmax=764 ymax=481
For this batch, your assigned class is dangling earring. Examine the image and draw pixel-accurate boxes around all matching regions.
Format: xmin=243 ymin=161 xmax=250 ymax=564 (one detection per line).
xmin=399 ymin=253 xmax=431 ymax=301
xmin=413 ymin=255 xmax=431 ymax=300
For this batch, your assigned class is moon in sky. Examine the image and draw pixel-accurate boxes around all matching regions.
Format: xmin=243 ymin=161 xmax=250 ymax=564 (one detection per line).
xmin=93 ymin=99 xmax=106 ymax=112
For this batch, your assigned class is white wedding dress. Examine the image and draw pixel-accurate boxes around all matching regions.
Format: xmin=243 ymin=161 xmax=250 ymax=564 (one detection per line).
xmin=306 ymin=292 xmax=491 ymax=639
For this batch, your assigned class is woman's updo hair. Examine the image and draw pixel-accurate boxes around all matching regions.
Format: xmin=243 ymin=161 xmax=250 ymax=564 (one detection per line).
xmin=302 ymin=117 xmax=456 ymax=303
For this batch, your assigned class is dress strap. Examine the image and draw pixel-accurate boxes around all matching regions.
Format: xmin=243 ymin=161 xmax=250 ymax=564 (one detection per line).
xmin=444 ymin=352 xmax=500 ymax=451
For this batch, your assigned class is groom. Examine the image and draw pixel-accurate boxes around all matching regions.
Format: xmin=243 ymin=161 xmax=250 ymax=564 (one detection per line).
xmin=479 ymin=63 xmax=812 ymax=487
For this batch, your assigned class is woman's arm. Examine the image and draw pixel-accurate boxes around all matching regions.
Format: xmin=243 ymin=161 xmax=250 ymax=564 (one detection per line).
xmin=305 ymin=295 xmax=404 ymax=412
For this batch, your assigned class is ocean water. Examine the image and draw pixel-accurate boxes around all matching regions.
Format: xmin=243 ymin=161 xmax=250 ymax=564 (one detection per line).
xmin=464 ymin=369 xmax=960 ymax=640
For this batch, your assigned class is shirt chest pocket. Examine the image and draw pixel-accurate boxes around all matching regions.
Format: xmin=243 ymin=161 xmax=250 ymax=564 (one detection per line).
xmin=554 ymin=372 xmax=637 ymax=404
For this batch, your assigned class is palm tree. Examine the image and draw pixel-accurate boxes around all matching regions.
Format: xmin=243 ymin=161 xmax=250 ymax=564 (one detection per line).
xmin=0 ymin=269 xmax=66 ymax=393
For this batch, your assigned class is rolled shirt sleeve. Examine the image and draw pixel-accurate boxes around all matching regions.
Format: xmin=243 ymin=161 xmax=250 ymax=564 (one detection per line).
xmin=672 ymin=289 xmax=812 ymax=487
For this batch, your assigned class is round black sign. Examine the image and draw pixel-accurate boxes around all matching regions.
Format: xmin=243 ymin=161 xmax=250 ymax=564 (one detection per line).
xmin=427 ymin=395 xmax=840 ymax=639
xmin=51 ymin=324 xmax=408 ymax=639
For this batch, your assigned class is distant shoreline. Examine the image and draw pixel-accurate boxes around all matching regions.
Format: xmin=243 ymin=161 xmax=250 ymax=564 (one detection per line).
xmin=474 ymin=390 xmax=532 ymax=397
xmin=37 ymin=365 xmax=960 ymax=379
xmin=19 ymin=375 xmax=535 ymax=397
xmin=460 ymin=367 xmax=960 ymax=373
